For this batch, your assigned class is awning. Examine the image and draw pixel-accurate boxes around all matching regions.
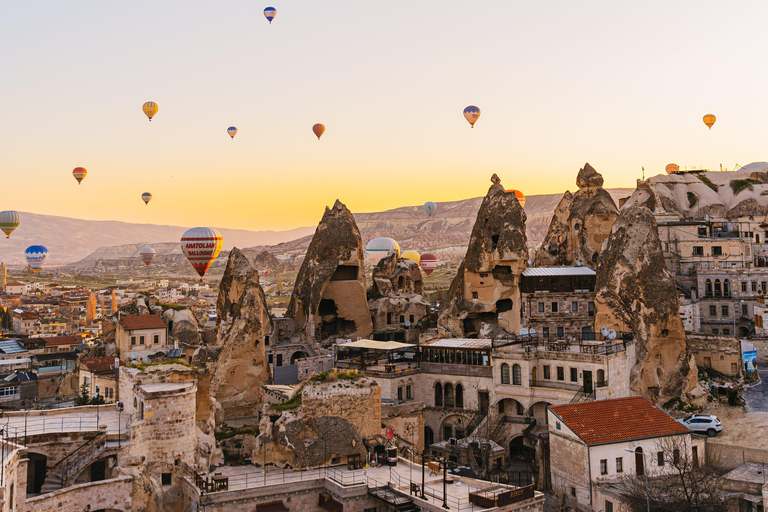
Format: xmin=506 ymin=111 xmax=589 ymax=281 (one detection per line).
xmin=256 ymin=502 xmax=288 ymax=512
xmin=336 ymin=339 xmax=415 ymax=351
xmin=320 ymin=499 xmax=343 ymax=512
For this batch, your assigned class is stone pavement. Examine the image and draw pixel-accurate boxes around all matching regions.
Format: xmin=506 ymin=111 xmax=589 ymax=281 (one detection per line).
xmin=744 ymin=369 xmax=768 ymax=413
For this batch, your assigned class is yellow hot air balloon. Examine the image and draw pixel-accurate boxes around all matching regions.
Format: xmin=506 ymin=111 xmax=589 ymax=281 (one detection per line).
xmin=665 ymin=163 xmax=679 ymax=174
xmin=703 ymin=114 xmax=716 ymax=130
xmin=401 ymin=250 xmax=421 ymax=265
xmin=143 ymin=101 xmax=159 ymax=121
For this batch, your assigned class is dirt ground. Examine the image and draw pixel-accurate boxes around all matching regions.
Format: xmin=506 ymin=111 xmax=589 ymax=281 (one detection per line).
xmin=695 ymin=402 xmax=768 ymax=448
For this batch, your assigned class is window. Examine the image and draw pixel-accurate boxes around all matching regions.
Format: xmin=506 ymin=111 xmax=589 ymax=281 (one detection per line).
xmin=570 ymin=368 xmax=578 ymax=382
xmin=692 ymin=246 xmax=704 ymax=256
xmin=538 ymin=302 xmax=544 ymax=313
xmin=268 ymin=354 xmax=273 ymax=364
xmin=264 ymin=335 xmax=270 ymax=346
xmin=714 ymin=280 xmax=722 ymax=297
xmin=724 ymin=279 xmax=731 ymax=297
xmin=512 ymin=364 xmax=522 ymax=385
xmin=722 ymin=328 xmax=730 ymax=335
xmin=399 ymin=315 xmax=405 ymax=324
xmin=551 ymin=302 xmax=559 ymax=313
xmin=0 ymin=387 xmax=19 ymax=397
xmin=753 ymin=282 xmax=758 ymax=292
xmin=742 ymin=282 xmax=748 ymax=292
xmin=673 ymin=449 xmax=680 ymax=464
xmin=600 ymin=459 xmax=607 ymax=475
xmin=557 ymin=326 xmax=564 ymax=338
xmin=455 ymin=384 xmax=463 ymax=407
xmin=406 ymin=385 xmax=413 ymax=400
xmin=709 ymin=305 xmax=717 ymax=316
xmin=131 ymin=336 xmax=136 ymax=346
xmin=472 ymin=292 xmax=478 ymax=299
xmin=616 ymin=457 xmax=623 ymax=473
xmin=501 ymin=364 xmax=510 ymax=384
xmin=409 ymin=315 xmax=414 ymax=324
xmin=588 ymin=301 xmax=595 ymax=315
xmin=722 ymin=305 xmax=729 ymax=316
xmin=571 ymin=487 xmax=576 ymax=497
xmin=605 ymin=500 xmax=614 ymax=512
xmin=705 ymin=279 xmax=713 ymax=297
xmin=657 ymin=452 xmax=664 ymax=466
xmin=276 ymin=354 xmax=282 ymax=366
xmin=571 ymin=301 xmax=578 ymax=312
xmin=556 ymin=422 xmax=561 ymax=430
xmin=153 ymin=334 xmax=159 ymax=344
xmin=542 ymin=326 xmax=550 ymax=338
xmin=543 ymin=365 xmax=551 ymax=379
xmin=712 ymin=246 xmax=723 ymax=256
xmin=557 ymin=366 xmax=564 ymax=381
xmin=162 ymin=472 xmax=172 ymax=486
xmin=743 ymin=304 xmax=748 ymax=316
xmin=139 ymin=335 xmax=145 ymax=345
xmin=692 ymin=446 xmax=698 ymax=467
xmin=398 ymin=387 xmax=404 ymax=401
xmin=712 ymin=328 xmax=719 ymax=335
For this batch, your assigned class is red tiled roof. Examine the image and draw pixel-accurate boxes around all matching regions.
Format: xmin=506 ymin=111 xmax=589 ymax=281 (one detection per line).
xmin=81 ymin=357 xmax=124 ymax=374
xmin=6 ymin=282 xmax=24 ymax=286
xmin=119 ymin=314 xmax=167 ymax=330
xmin=44 ymin=336 xmax=78 ymax=346
xmin=549 ymin=396 xmax=689 ymax=446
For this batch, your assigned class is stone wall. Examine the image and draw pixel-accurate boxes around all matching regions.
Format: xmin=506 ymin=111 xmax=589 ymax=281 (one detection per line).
xmin=22 ymin=475 xmax=133 ymax=512
xmin=381 ymin=401 xmax=425 ymax=452
xmin=548 ymin=431 xmax=590 ymax=510
xmin=302 ymin=379 xmax=381 ymax=440
xmin=709 ymin=442 xmax=768 ymax=471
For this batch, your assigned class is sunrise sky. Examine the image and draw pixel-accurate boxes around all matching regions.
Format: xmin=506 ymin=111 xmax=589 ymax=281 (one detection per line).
xmin=2 ymin=1 xmax=768 ymax=231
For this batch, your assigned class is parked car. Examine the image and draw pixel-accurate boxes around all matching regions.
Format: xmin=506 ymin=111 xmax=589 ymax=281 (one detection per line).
xmin=678 ymin=414 xmax=722 ymax=437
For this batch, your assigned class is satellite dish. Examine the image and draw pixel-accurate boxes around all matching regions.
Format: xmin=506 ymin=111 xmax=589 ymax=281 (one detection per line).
xmin=405 ymin=320 xmax=411 ymax=328
xmin=575 ymin=260 xmax=582 ymax=267
xmin=600 ymin=326 xmax=609 ymax=337
xmin=529 ymin=328 xmax=537 ymax=337
xmin=608 ymin=329 xmax=617 ymax=340
xmin=519 ymin=328 xmax=529 ymax=336
xmin=526 ymin=259 xmax=533 ymax=266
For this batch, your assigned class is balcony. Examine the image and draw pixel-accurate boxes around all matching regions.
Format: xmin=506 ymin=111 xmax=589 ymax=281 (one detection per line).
xmin=529 ymin=379 xmax=582 ymax=392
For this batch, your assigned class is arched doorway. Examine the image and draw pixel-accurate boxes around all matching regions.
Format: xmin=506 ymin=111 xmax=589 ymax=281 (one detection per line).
xmin=509 ymin=436 xmax=525 ymax=457
xmin=528 ymin=402 xmax=552 ymax=425
xmin=497 ymin=398 xmax=525 ymax=417
xmin=424 ymin=427 xmax=434 ymax=449
xmin=290 ymin=351 xmax=308 ymax=364
xmin=635 ymin=448 xmax=644 ymax=476
xmin=26 ymin=452 xmax=47 ymax=495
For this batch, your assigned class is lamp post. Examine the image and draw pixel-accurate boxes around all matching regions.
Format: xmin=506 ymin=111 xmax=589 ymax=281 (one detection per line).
xmin=625 ymin=448 xmax=650 ymax=512
xmin=497 ymin=316 xmax=512 ymax=338
xmin=116 ymin=401 xmax=124 ymax=448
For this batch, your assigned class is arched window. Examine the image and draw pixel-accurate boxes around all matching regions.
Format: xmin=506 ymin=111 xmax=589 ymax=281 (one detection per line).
xmin=512 ymin=364 xmax=522 ymax=386
xmin=723 ymin=279 xmax=730 ymax=297
xmin=424 ymin=427 xmax=434 ymax=448
xmin=714 ymin=279 xmax=722 ymax=297
xmin=455 ymin=384 xmax=464 ymax=408
xmin=705 ymin=279 xmax=713 ymax=297
xmin=501 ymin=364 xmax=510 ymax=385
xmin=597 ymin=369 xmax=605 ymax=386
xmin=434 ymin=382 xmax=443 ymax=407
xmin=444 ymin=383 xmax=455 ymax=407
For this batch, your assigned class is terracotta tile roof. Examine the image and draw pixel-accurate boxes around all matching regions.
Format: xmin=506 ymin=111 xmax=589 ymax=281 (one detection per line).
xmin=119 ymin=314 xmax=167 ymax=330
xmin=6 ymin=282 xmax=24 ymax=287
xmin=44 ymin=336 xmax=79 ymax=346
xmin=81 ymin=357 xmax=123 ymax=374
xmin=549 ymin=396 xmax=689 ymax=446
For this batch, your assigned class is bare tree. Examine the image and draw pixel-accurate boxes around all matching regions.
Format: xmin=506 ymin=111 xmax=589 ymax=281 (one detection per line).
xmin=619 ymin=436 xmax=725 ymax=512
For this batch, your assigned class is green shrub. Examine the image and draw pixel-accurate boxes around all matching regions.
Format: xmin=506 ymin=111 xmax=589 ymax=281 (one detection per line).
xmin=730 ymin=179 xmax=761 ymax=195
xmin=697 ymin=175 xmax=719 ymax=192
xmin=270 ymin=393 xmax=302 ymax=410
xmin=687 ymin=192 xmax=698 ymax=208
xmin=126 ymin=359 xmax=196 ymax=371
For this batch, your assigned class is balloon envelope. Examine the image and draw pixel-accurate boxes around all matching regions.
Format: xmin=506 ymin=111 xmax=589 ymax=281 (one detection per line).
xmin=264 ymin=7 xmax=276 ymax=23
xmin=703 ymin=114 xmax=716 ymax=129
xmin=72 ymin=167 xmax=87 ymax=184
xmin=366 ymin=238 xmax=400 ymax=266
xmin=505 ymin=189 xmax=526 ymax=208
xmin=424 ymin=202 xmax=436 ymax=216
xmin=420 ymin=253 xmax=438 ymax=276
xmin=463 ymin=106 xmax=480 ymax=127
xmin=401 ymin=250 xmax=421 ymax=265
xmin=227 ymin=126 xmax=237 ymax=139
xmin=0 ymin=211 xmax=20 ymax=238
xmin=142 ymin=193 xmax=152 ymax=205
xmin=665 ymin=163 xmax=679 ymax=174
xmin=180 ymin=227 xmax=223 ymax=279
xmin=313 ymin=123 xmax=325 ymax=140
xmin=139 ymin=247 xmax=156 ymax=266
xmin=25 ymin=245 xmax=49 ymax=272
xmin=143 ymin=101 xmax=158 ymax=121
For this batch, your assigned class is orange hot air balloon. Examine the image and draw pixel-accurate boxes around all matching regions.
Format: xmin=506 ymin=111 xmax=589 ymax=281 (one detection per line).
xmin=703 ymin=114 xmax=716 ymax=130
xmin=312 ymin=123 xmax=325 ymax=140
xmin=506 ymin=189 xmax=526 ymax=208
xmin=665 ymin=163 xmax=679 ymax=174
xmin=72 ymin=167 xmax=87 ymax=184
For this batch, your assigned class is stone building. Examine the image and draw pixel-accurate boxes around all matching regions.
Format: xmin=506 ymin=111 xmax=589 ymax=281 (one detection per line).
xmin=115 ymin=314 xmax=169 ymax=362
xmin=687 ymin=334 xmax=743 ymax=376
xmin=78 ymin=356 xmax=123 ymax=402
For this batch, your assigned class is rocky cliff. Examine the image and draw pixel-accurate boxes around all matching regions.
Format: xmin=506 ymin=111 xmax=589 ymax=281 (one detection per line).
xmin=593 ymin=204 xmax=697 ymax=401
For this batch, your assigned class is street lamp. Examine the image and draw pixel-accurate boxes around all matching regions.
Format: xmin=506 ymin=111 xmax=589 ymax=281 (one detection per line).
xmin=116 ymin=401 xmax=124 ymax=448
xmin=497 ymin=316 xmax=512 ymax=338
xmin=625 ymin=448 xmax=650 ymax=512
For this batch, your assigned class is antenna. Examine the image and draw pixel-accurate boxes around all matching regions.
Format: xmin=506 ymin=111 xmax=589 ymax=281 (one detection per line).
xmin=642 ymin=166 xmax=645 ymax=180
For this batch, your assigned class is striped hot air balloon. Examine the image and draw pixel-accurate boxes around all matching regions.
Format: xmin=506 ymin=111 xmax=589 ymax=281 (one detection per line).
xmin=0 ymin=211 xmax=20 ymax=238
xmin=140 ymin=247 xmax=156 ymax=266
xmin=505 ymin=189 xmax=526 ymax=208
xmin=463 ymin=106 xmax=480 ymax=127
xmin=142 ymin=192 xmax=152 ymax=205
xmin=365 ymin=238 xmax=400 ymax=266
xmin=703 ymin=114 xmax=716 ymax=130
xmin=666 ymin=163 xmax=679 ymax=174
xmin=420 ymin=253 xmax=438 ymax=276
xmin=227 ymin=126 xmax=238 ymax=139
xmin=143 ymin=101 xmax=158 ymax=121
xmin=401 ymin=250 xmax=420 ymax=264
xmin=264 ymin=7 xmax=277 ymax=23
xmin=72 ymin=167 xmax=87 ymax=184
xmin=25 ymin=245 xmax=49 ymax=272
xmin=180 ymin=227 xmax=223 ymax=280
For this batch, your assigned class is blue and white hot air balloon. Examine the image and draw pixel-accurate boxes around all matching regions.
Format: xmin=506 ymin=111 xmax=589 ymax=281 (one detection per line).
xmin=463 ymin=105 xmax=481 ymax=128
xmin=365 ymin=238 xmax=400 ymax=267
xmin=227 ymin=126 xmax=238 ymax=139
xmin=25 ymin=245 xmax=49 ymax=272
xmin=264 ymin=7 xmax=277 ymax=23
xmin=423 ymin=201 xmax=436 ymax=217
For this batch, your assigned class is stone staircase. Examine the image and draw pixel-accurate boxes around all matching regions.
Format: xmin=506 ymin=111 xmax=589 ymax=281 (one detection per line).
xmin=40 ymin=430 xmax=107 ymax=494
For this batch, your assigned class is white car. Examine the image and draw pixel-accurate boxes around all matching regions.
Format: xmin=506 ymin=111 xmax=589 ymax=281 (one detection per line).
xmin=678 ymin=414 xmax=722 ymax=437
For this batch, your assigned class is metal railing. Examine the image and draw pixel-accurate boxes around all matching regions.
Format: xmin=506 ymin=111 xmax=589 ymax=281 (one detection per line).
xmin=194 ymin=466 xmax=368 ymax=493
xmin=58 ymin=431 xmax=107 ymax=484
xmin=0 ymin=416 xmax=103 ymax=446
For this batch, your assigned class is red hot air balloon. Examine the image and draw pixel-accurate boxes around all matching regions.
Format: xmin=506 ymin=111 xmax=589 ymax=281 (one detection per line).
xmin=313 ymin=123 xmax=325 ymax=140
xmin=139 ymin=247 xmax=156 ymax=266
xmin=420 ymin=253 xmax=438 ymax=276
xmin=180 ymin=227 xmax=223 ymax=281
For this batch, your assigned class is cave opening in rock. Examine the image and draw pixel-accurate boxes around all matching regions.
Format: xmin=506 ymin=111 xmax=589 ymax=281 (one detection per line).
xmin=318 ymin=299 xmax=337 ymax=317
xmin=492 ymin=265 xmax=513 ymax=282
xmin=491 ymin=234 xmax=500 ymax=248
xmin=496 ymin=299 xmax=513 ymax=313
xmin=331 ymin=265 xmax=358 ymax=281
xmin=320 ymin=318 xmax=357 ymax=339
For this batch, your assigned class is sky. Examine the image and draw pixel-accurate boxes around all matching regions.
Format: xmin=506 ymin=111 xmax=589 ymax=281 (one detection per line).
xmin=2 ymin=1 xmax=768 ymax=231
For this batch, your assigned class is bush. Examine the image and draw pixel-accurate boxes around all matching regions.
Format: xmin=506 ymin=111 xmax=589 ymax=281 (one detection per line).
xmin=697 ymin=175 xmax=719 ymax=192
xmin=126 ymin=359 xmax=196 ymax=371
xmin=270 ymin=393 xmax=302 ymax=410
xmin=214 ymin=426 xmax=259 ymax=441
xmin=687 ymin=192 xmax=698 ymax=208
xmin=730 ymin=179 xmax=761 ymax=195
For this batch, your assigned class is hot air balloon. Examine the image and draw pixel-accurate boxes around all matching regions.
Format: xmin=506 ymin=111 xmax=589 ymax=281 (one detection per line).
xmin=365 ymin=238 xmax=400 ymax=266
xmin=143 ymin=101 xmax=158 ymax=121
xmin=140 ymin=247 xmax=156 ymax=266
xmin=72 ymin=167 xmax=87 ymax=185
xmin=401 ymin=250 xmax=421 ymax=265
xmin=0 ymin=211 xmax=20 ymax=238
xmin=313 ymin=123 xmax=325 ymax=140
xmin=24 ymin=245 xmax=48 ymax=273
xmin=180 ymin=227 xmax=223 ymax=281
xmin=703 ymin=114 xmax=716 ymax=130
xmin=142 ymin=192 xmax=152 ymax=205
xmin=666 ymin=163 xmax=680 ymax=175
xmin=463 ymin=106 xmax=480 ymax=128
xmin=424 ymin=202 xmax=436 ymax=217
xmin=227 ymin=126 xmax=238 ymax=139
xmin=264 ymin=7 xmax=277 ymax=23
xmin=505 ymin=189 xmax=526 ymax=208
xmin=420 ymin=253 xmax=438 ymax=276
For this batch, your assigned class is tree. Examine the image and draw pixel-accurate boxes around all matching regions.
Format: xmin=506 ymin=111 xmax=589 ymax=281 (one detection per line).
xmin=619 ymin=436 xmax=725 ymax=512
xmin=74 ymin=383 xmax=90 ymax=406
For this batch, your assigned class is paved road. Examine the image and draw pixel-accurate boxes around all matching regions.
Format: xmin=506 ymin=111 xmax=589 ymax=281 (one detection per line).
xmin=744 ymin=368 xmax=768 ymax=413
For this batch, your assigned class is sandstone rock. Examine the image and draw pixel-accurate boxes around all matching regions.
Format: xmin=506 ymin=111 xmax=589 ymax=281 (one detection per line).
xmin=251 ymin=250 xmax=282 ymax=271
xmin=438 ymin=175 xmax=529 ymax=337
xmin=287 ymin=200 xmax=372 ymax=345
xmin=137 ymin=297 xmax=150 ymax=315
xmin=535 ymin=164 xmax=618 ymax=267
xmin=593 ymin=204 xmax=697 ymax=401
xmin=210 ymin=247 xmax=272 ymax=419
xmin=162 ymin=308 xmax=200 ymax=345
xmin=370 ymin=253 xmax=424 ymax=297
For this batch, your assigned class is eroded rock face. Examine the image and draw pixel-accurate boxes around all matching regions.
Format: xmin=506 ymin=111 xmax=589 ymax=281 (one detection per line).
xmin=438 ymin=174 xmax=529 ymax=337
xmin=210 ymin=248 xmax=272 ymax=419
xmin=162 ymin=308 xmax=200 ymax=345
xmin=371 ymin=253 xmax=424 ymax=296
xmin=535 ymin=164 xmax=619 ymax=267
xmin=593 ymin=204 xmax=697 ymax=401
xmin=287 ymin=200 xmax=372 ymax=345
